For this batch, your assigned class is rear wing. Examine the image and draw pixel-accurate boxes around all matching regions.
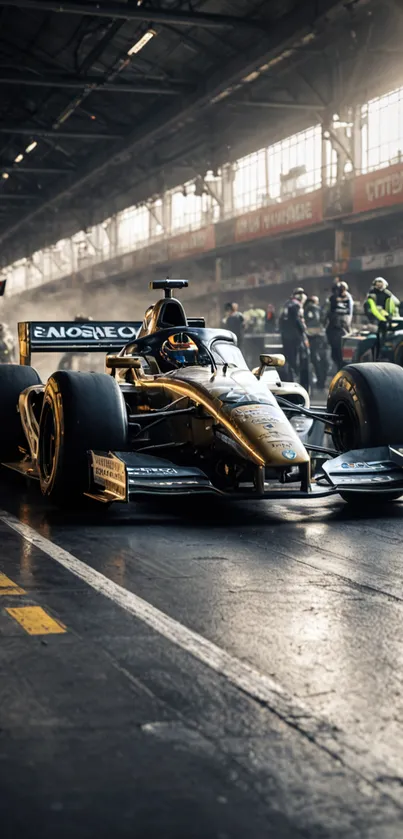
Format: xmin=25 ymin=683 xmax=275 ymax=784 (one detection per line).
xmin=18 ymin=321 xmax=142 ymax=366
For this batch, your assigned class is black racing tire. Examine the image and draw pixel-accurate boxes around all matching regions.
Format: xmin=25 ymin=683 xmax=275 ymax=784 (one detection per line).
xmin=38 ymin=371 xmax=128 ymax=503
xmin=327 ymin=362 xmax=403 ymax=450
xmin=0 ymin=364 xmax=42 ymax=462
xmin=327 ymin=362 xmax=403 ymax=506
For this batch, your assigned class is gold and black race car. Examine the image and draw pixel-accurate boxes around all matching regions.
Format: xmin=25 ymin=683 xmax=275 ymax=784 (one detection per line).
xmin=2 ymin=279 xmax=403 ymax=507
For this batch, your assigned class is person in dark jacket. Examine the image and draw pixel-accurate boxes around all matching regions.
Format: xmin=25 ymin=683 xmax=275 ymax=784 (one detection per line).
xmin=225 ymin=302 xmax=245 ymax=349
xmin=265 ymin=303 xmax=276 ymax=333
xmin=279 ymin=288 xmax=310 ymax=390
xmin=323 ymin=280 xmax=353 ymax=372
xmin=304 ymin=295 xmax=328 ymax=390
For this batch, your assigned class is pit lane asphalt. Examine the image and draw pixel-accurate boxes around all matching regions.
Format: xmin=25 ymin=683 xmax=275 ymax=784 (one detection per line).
xmin=1 ymin=473 xmax=403 ymax=839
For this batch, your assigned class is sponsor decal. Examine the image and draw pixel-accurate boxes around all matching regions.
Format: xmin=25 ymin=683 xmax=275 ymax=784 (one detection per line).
xmin=282 ymin=449 xmax=297 ymax=460
xmin=260 ymin=426 xmax=284 ymax=434
xmin=257 ymin=431 xmax=291 ymax=443
xmin=267 ymin=441 xmax=296 ymax=449
xmin=130 ymin=467 xmax=178 ymax=476
xmin=232 ymin=406 xmax=282 ymax=424
xmin=340 ymin=461 xmax=386 ymax=471
xmin=337 ymin=475 xmax=395 ymax=485
xmin=92 ymin=453 xmax=126 ymax=496
xmin=31 ymin=322 xmax=139 ymax=343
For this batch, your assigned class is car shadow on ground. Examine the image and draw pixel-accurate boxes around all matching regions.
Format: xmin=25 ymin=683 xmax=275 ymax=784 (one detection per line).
xmin=2 ymin=469 xmax=403 ymax=533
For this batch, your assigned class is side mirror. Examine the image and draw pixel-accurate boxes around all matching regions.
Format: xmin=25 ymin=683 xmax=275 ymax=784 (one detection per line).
xmin=255 ymin=353 xmax=285 ymax=379
xmin=260 ymin=353 xmax=285 ymax=367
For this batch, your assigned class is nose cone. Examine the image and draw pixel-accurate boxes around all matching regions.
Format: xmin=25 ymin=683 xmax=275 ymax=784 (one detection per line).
xmin=230 ymin=403 xmax=309 ymax=465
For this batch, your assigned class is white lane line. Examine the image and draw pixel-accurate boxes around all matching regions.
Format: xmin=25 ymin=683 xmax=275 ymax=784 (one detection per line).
xmin=0 ymin=508 xmax=401 ymax=802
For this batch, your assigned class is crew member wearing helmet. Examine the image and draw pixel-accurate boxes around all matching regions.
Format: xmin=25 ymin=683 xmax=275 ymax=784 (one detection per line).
xmin=159 ymin=332 xmax=204 ymax=372
xmin=364 ymin=277 xmax=400 ymax=359
xmin=364 ymin=277 xmax=399 ymax=324
xmin=323 ymin=279 xmax=353 ymax=372
xmin=304 ymin=295 xmax=328 ymax=391
xmin=279 ymin=288 xmax=310 ymax=391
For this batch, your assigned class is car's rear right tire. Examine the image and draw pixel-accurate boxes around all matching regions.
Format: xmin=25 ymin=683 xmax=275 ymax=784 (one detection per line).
xmin=38 ymin=371 xmax=128 ymax=504
xmin=0 ymin=364 xmax=42 ymax=462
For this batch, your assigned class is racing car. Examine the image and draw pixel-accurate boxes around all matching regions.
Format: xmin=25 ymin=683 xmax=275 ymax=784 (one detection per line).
xmin=1 ymin=278 xmax=403 ymax=507
xmin=342 ymin=316 xmax=403 ymax=365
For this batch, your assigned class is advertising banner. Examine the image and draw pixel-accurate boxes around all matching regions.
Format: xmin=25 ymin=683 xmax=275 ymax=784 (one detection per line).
xmin=354 ymin=162 xmax=403 ymax=214
xmin=234 ymin=190 xmax=323 ymax=244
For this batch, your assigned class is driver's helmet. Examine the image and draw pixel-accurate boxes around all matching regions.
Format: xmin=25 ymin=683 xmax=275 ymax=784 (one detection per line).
xmin=160 ymin=332 xmax=199 ymax=369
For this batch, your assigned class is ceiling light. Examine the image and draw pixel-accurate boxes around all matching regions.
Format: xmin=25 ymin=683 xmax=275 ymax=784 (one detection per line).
xmin=242 ymin=71 xmax=260 ymax=84
xmin=1 ymin=172 xmax=9 ymax=180
xmin=14 ymin=153 xmax=23 ymax=163
xmin=25 ymin=141 xmax=37 ymax=153
xmin=127 ymin=29 xmax=156 ymax=56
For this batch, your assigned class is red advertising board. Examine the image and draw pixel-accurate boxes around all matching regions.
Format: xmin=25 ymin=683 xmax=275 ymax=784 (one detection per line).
xmin=168 ymin=225 xmax=216 ymax=261
xmin=354 ymin=162 xmax=403 ymax=214
xmin=234 ymin=190 xmax=323 ymax=244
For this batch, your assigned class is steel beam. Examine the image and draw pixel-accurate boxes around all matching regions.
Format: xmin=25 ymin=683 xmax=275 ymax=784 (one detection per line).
xmin=230 ymin=99 xmax=326 ymax=111
xmin=1 ymin=165 xmax=74 ymax=174
xmin=0 ymin=0 xmax=367 ymax=250
xmin=0 ymin=0 xmax=261 ymax=29
xmin=0 ymin=73 xmax=186 ymax=95
xmin=0 ymin=126 xmax=123 ymax=139
xmin=0 ymin=194 xmax=39 ymax=200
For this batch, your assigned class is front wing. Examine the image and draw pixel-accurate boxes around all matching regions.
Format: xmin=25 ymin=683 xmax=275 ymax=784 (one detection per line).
xmin=86 ymin=446 xmax=403 ymax=503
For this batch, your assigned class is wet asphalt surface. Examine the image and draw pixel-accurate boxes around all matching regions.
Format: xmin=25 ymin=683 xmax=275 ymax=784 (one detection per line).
xmin=0 ymin=473 xmax=403 ymax=838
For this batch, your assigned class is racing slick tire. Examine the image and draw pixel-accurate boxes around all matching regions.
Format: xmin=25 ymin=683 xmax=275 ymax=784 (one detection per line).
xmin=0 ymin=364 xmax=42 ymax=462
xmin=327 ymin=362 xmax=403 ymax=505
xmin=38 ymin=371 xmax=128 ymax=503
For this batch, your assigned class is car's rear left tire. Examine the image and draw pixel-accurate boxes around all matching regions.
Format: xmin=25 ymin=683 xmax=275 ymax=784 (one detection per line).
xmin=0 ymin=364 xmax=42 ymax=462
xmin=38 ymin=371 xmax=128 ymax=503
xmin=327 ymin=362 xmax=403 ymax=505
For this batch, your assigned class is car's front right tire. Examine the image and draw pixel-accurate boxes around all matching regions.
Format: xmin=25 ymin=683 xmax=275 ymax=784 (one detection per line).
xmin=38 ymin=371 xmax=128 ymax=503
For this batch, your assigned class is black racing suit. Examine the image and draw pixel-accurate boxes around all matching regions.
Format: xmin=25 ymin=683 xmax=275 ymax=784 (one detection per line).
xmin=304 ymin=301 xmax=328 ymax=390
xmin=279 ymin=297 xmax=310 ymax=391
xmin=325 ymin=292 xmax=353 ymax=371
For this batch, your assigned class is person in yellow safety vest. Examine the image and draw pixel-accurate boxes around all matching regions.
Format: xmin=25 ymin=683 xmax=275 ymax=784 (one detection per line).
xmin=364 ymin=277 xmax=400 ymax=359
xmin=364 ymin=277 xmax=399 ymax=323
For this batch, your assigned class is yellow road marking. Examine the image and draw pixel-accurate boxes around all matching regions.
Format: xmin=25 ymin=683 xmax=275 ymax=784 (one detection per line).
xmin=6 ymin=606 xmax=66 ymax=635
xmin=0 ymin=572 xmax=25 ymax=596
